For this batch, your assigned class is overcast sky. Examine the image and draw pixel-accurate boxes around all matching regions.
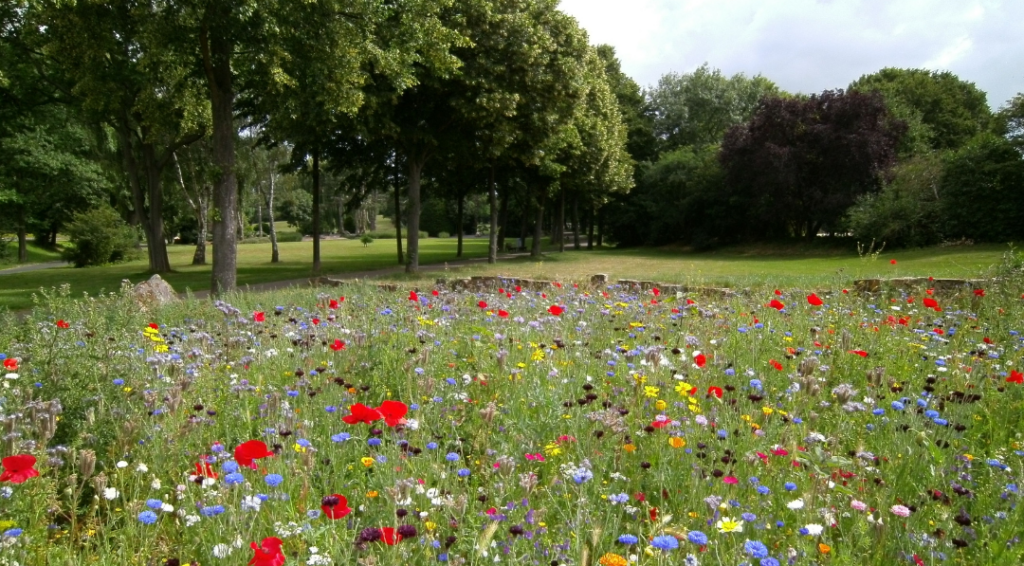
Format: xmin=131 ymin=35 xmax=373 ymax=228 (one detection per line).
xmin=558 ymin=0 xmax=1024 ymax=108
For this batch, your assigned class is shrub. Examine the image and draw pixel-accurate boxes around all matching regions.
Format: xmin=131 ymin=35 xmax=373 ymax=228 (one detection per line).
xmin=846 ymin=154 xmax=945 ymax=248
xmin=61 ymin=205 xmax=139 ymax=267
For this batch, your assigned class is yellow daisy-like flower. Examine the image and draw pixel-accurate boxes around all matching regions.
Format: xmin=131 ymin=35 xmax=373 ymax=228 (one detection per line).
xmin=643 ymin=386 xmax=660 ymax=398
xmin=675 ymin=382 xmax=695 ymax=396
xmin=668 ymin=437 xmax=686 ymax=449
xmin=623 ymin=443 xmax=637 ymax=453
xmin=598 ymin=553 xmax=628 ymax=566
xmin=762 ymin=406 xmax=775 ymax=416
xmin=544 ymin=442 xmax=562 ymax=456
xmin=154 ymin=345 xmax=169 ymax=353
xmin=293 ymin=443 xmax=306 ymax=453
xmin=654 ymin=399 xmax=667 ymax=411
xmin=716 ymin=517 xmax=744 ymax=533
xmin=360 ymin=457 xmax=374 ymax=467
xmin=532 ymin=349 xmax=545 ymax=361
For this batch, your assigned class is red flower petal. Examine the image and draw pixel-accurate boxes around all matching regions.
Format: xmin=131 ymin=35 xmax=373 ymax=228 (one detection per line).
xmin=377 ymin=400 xmax=408 ymax=427
xmin=0 ymin=454 xmax=38 ymax=483
xmin=234 ymin=441 xmax=274 ymax=470
xmin=342 ymin=403 xmax=382 ymax=425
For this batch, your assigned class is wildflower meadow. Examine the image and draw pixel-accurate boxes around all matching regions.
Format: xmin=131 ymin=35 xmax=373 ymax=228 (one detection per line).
xmin=1 ymin=277 xmax=1023 ymax=566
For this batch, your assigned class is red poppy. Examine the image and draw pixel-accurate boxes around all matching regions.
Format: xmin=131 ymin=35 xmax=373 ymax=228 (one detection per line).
xmin=515 ymin=285 xmax=522 ymax=293
xmin=0 ymin=454 xmax=39 ymax=483
xmin=694 ymin=353 xmax=707 ymax=368
xmin=707 ymin=386 xmax=723 ymax=399
xmin=806 ymin=293 xmax=823 ymax=306
xmin=249 ymin=537 xmax=285 ymax=566
xmin=3 ymin=358 xmax=17 ymax=371
xmin=381 ymin=527 xmax=402 ymax=545
xmin=553 ymin=282 xmax=562 ymax=289
xmin=148 ymin=322 xmax=159 ymax=329
xmin=890 ymin=259 xmax=897 ymax=265
xmin=983 ymin=337 xmax=993 ymax=344
xmin=339 ymin=296 xmax=345 ymax=302
xmin=774 ymin=289 xmax=782 ymax=296
xmin=922 ymin=297 xmax=941 ymax=311
xmin=650 ymin=419 xmax=671 ymax=429
xmin=377 ymin=400 xmax=408 ymax=427
xmin=329 ymin=299 xmax=339 ymax=309
xmin=431 ymin=290 xmax=439 ymax=296
xmin=925 ymin=288 xmax=934 ymax=295
xmin=548 ymin=305 xmax=563 ymax=316
xmin=329 ymin=339 xmax=345 ymax=351
xmin=409 ymin=291 xmax=419 ymax=302
xmin=312 ymin=318 xmax=320 ymax=326
xmin=769 ymin=359 xmax=783 ymax=371
xmin=652 ymin=288 xmax=660 ymax=297
xmin=497 ymin=310 xmax=509 ymax=318
xmin=1006 ymin=370 xmax=1024 ymax=385
xmin=321 ymin=494 xmax=352 ymax=519
xmin=973 ymin=289 xmax=985 ymax=297
xmin=686 ymin=298 xmax=696 ymax=305
xmin=498 ymin=288 xmax=505 ymax=294
xmin=254 ymin=312 xmax=265 ymax=323
xmin=342 ymin=403 xmax=382 ymax=425
xmin=194 ymin=458 xmax=218 ymax=479
xmin=478 ymin=301 xmax=488 ymax=309
xmin=234 ymin=440 xmax=274 ymax=470
xmin=769 ymin=299 xmax=785 ymax=310
xmin=56 ymin=320 xmax=70 ymax=329
xmin=848 ymin=350 xmax=869 ymax=357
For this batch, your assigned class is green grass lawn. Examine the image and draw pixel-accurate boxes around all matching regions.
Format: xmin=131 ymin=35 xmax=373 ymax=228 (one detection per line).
xmin=395 ymin=242 xmax=1013 ymax=289
xmin=0 ymin=240 xmax=64 ymax=267
xmin=0 ymin=237 xmax=489 ymax=311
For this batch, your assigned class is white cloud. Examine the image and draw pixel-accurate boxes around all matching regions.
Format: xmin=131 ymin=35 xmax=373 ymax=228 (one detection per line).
xmin=558 ymin=0 xmax=1024 ymax=107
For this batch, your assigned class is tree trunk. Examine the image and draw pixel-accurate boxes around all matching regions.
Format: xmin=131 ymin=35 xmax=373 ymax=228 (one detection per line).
xmin=596 ymin=205 xmax=603 ymax=247
xmin=457 ymin=190 xmax=465 ymax=258
xmin=267 ymin=171 xmax=279 ymax=263
xmin=405 ymin=155 xmax=424 ymax=272
xmin=257 ymin=201 xmax=263 ymax=236
xmin=587 ymin=203 xmax=595 ymax=250
xmin=141 ymin=144 xmax=172 ymax=273
xmin=236 ymin=176 xmax=246 ymax=240
xmin=193 ymin=193 xmax=208 ymax=265
xmin=497 ymin=185 xmax=509 ymax=251
xmin=202 ymin=15 xmax=238 ymax=295
xmin=393 ymin=176 xmax=404 ymax=265
xmin=531 ymin=191 xmax=545 ymax=258
xmin=572 ymin=195 xmax=581 ymax=250
xmin=17 ymin=227 xmax=27 ymax=263
xmin=312 ymin=150 xmax=321 ymax=274
xmin=488 ymin=165 xmax=498 ymax=263
xmin=369 ymin=189 xmax=378 ymax=231
xmin=557 ymin=189 xmax=565 ymax=253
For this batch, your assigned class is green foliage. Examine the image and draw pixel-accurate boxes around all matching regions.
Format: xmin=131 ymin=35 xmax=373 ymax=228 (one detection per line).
xmin=939 ymin=133 xmax=1024 ymax=243
xmin=418 ymin=197 xmax=451 ymax=237
xmin=850 ymin=68 xmax=992 ymax=152
xmin=847 ymin=154 xmax=945 ymax=247
xmin=60 ymin=205 xmax=140 ymax=267
xmin=649 ymin=63 xmax=780 ymax=153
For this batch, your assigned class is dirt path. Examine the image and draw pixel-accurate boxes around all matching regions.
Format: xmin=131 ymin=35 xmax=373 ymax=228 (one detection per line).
xmin=0 ymin=261 xmax=67 ymax=275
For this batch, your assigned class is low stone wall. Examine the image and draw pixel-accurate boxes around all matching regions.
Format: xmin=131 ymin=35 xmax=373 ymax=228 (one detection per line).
xmin=853 ymin=277 xmax=988 ymax=293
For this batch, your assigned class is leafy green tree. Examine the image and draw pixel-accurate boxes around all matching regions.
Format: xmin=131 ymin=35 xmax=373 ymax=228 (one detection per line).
xmin=846 ymin=154 xmax=945 ymax=248
xmin=939 ymin=133 xmax=1024 ymax=243
xmin=849 ymin=68 xmax=992 ymax=152
xmin=995 ymin=93 xmax=1024 ymax=151
xmin=595 ymin=45 xmax=657 ymax=166
xmin=649 ymin=64 xmax=780 ymax=152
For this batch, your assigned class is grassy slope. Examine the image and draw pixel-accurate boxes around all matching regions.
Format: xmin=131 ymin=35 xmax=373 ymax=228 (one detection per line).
xmin=0 ymin=241 xmax=64 ymax=266
xmin=0 ymin=237 xmax=489 ymax=311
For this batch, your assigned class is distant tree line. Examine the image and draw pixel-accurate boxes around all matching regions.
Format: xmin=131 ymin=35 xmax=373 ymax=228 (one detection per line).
xmin=604 ymin=66 xmax=1024 ymax=248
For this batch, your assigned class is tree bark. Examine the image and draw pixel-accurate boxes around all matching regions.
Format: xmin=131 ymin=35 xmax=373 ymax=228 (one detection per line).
xmin=457 ymin=189 xmax=465 ymax=258
xmin=141 ymin=144 xmax=172 ymax=273
xmin=531 ymin=190 xmax=545 ymax=258
xmin=587 ymin=203 xmax=595 ymax=250
xmin=405 ymin=155 xmax=424 ymax=272
xmin=596 ymin=205 xmax=603 ymax=247
xmin=572 ymin=195 xmax=580 ymax=250
xmin=497 ymin=185 xmax=509 ymax=251
xmin=312 ymin=150 xmax=321 ymax=274
xmin=17 ymin=227 xmax=27 ymax=263
xmin=201 ymin=14 xmax=238 ymax=295
xmin=488 ymin=165 xmax=498 ymax=263
xmin=194 ymin=195 xmax=208 ymax=265
xmin=267 ymin=170 xmax=279 ymax=263
xmin=557 ymin=189 xmax=565 ymax=253
xmin=393 ymin=175 xmax=404 ymax=265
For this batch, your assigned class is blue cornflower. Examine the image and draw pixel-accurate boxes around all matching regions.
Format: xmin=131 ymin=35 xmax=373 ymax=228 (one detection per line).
xmin=331 ymin=433 xmax=351 ymax=443
xmin=748 ymin=476 xmax=760 ymax=484
xmin=761 ymin=558 xmax=780 ymax=566
xmin=457 ymin=468 xmax=471 ymax=477
xmin=608 ymin=493 xmax=630 ymax=504
xmin=617 ymin=534 xmax=639 ymax=545
xmin=200 ymin=505 xmax=225 ymax=517
xmin=3 ymin=528 xmax=23 ymax=538
xmin=426 ymin=442 xmax=439 ymax=450
xmin=221 ymin=460 xmax=239 ymax=473
xmin=368 ymin=438 xmax=382 ymax=447
xmin=756 ymin=485 xmax=771 ymax=495
xmin=325 ymin=406 xmax=337 ymax=413
xmin=717 ymin=430 xmax=728 ymax=439
xmin=798 ymin=528 xmax=809 ymax=536
xmin=749 ymin=378 xmax=761 ymax=389
xmin=145 ymin=499 xmax=163 ymax=510
xmin=438 ymin=553 xmax=449 ymax=562
xmin=741 ymin=512 xmax=757 ymax=522
xmin=307 ymin=509 xmax=321 ymax=519
xmin=296 ymin=439 xmax=312 ymax=448
xmin=687 ymin=531 xmax=708 ymax=545
xmin=138 ymin=511 xmax=158 ymax=525
xmin=445 ymin=453 xmax=461 ymax=462
xmin=224 ymin=472 xmax=245 ymax=485
xmin=651 ymin=535 xmax=679 ymax=550
xmin=744 ymin=540 xmax=769 ymax=559
xmin=572 ymin=468 xmax=593 ymax=484
xmin=112 ymin=379 xmax=125 ymax=386
xmin=891 ymin=401 xmax=905 ymax=411
xmin=265 ymin=474 xmax=284 ymax=487
xmin=784 ymin=482 xmax=797 ymax=491
xmin=872 ymin=408 xmax=885 ymax=416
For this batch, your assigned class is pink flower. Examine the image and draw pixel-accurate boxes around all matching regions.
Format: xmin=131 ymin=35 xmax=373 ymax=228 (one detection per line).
xmin=722 ymin=476 xmax=738 ymax=484
xmin=890 ymin=504 xmax=911 ymax=517
xmin=850 ymin=500 xmax=868 ymax=512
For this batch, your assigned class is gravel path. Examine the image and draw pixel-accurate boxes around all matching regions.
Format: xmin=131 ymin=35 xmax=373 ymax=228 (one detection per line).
xmin=0 ymin=261 xmax=67 ymax=275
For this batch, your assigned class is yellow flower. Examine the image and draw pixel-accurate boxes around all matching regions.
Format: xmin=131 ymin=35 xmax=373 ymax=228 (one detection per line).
xmin=154 ymin=345 xmax=169 ymax=353
xmin=675 ymin=382 xmax=695 ymax=396
xmin=532 ymin=350 xmax=545 ymax=361
xmin=654 ymin=399 xmax=667 ymax=411
xmin=716 ymin=517 xmax=744 ymax=533
xmin=425 ymin=521 xmax=437 ymax=531
xmin=293 ymin=443 xmax=306 ymax=453
xmin=598 ymin=553 xmax=628 ymax=566
xmin=762 ymin=406 xmax=774 ymax=416
xmin=544 ymin=442 xmax=562 ymax=457
xmin=367 ymin=490 xmax=379 ymax=498
xmin=668 ymin=437 xmax=686 ymax=449
xmin=643 ymin=386 xmax=660 ymax=398
xmin=623 ymin=443 xmax=637 ymax=453
xmin=360 ymin=457 xmax=374 ymax=467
